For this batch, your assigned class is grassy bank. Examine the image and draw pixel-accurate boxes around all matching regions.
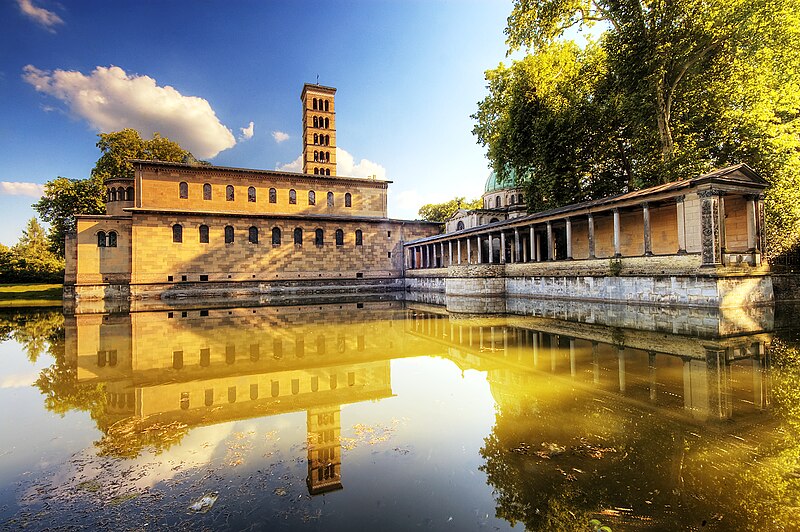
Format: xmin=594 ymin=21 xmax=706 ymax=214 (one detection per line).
xmin=0 ymin=284 xmax=63 ymax=307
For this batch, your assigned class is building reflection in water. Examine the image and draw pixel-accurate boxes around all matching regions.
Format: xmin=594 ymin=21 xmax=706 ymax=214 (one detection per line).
xmin=63 ymin=298 xmax=773 ymax=498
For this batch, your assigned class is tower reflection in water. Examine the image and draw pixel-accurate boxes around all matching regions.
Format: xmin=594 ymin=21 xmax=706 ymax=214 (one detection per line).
xmin=64 ymin=298 xmax=772 ymax=499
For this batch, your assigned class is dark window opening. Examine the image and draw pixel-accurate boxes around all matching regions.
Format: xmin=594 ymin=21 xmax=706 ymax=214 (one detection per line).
xmin=203 ymin=183 xmax=212 ymax=200
xmin=308 ymin=190 xmax=315 ymax=205
xmin=269 ymin=188 xmax=277 ymax=203
xmin=335 ymin=229 xmax=344 ymax=246
xmin=97 ymin=231 xmax=106 ymax=247
xmin=327 ymin=192 xmax=334 ymax=207
xmin=199 ymin=225 xmax=209 ymax=243
xmin=224 ymin=225 xmax=234 ymax=244
xmin=315 ymin=228 xmax=324 ymax=246
xmin=294 ymin=227 xmax=303 ymax=245
xmin=226 ymin=185 xmax=234 ymax=201
xmin=355 ymin=229 xmax=363 ymax=246
xmin=179 ymin=182 xmax=188 ymax=199
xmin=248 ymin=226 xmax=258 ymax=244
xmin=172 ymin=224 xmax=183 ymax=243
xmin=107 ymin=231 xmax=117 ymax=247
xmin=345 ymin=193 xmax=352 ymax=207
xmin=289 ymin=189 xmax=296 ymax=204
xmin=272 ymin=227 xmax=281 ymax=245
xmin=248 ymin=186 xmax=256 ymax=202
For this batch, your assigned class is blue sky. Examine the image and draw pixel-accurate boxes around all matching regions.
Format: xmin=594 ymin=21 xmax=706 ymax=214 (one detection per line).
xmin=0 ymin=0 xmax=519 ymax=246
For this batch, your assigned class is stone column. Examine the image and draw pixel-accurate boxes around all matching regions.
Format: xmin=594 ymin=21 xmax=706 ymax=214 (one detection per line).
xmin=535 ymin=232 xmax=542 ymax=262
xmin=532 ymin=332 xmax=539 ymax=367
xmin=500 ymin=232 xmax=506 ymax=264
xmin=613 ymin=208 xmax=621 ymax=257
xmin=546 ymin=221 xmax=554 ymax=261
xmin=440 ymin=242 xmax=445 ymax=267
xmin=746 ymin=195 xmax=759 ymax=252
xmin=592 ymin=341 xmax=599 ymax=384
xmin=718 ymin=192 xmax=727 ymax=256
xmin=476 ymin=236 xmax=482 ymax=264
xmin=513 ymin=228 xmax=520 ymax=263
xmin=699 ymin=189 xmax=722 ymax=265
xmin=529 ymin=226 xmax=535 ymax=263
xmin=642 ymin=202 xmax=653 ymax=256
xmin=466 ymin=237 xmax=472 ymax=264
xmin=550 ymin=334 xmax=558 ymax=372
xmin=488 ymin=235 xmax=494 ymax=264
xmin=457 ymin=239 xmax=462 ymax=265
xmin=448 ymin=240 xmax=453 ymax=266
xmin=565 ymin=218 xmax=573 ymax=259
xmin=617 ymin=346 xmax=626 ymax=393
xmin=588 ymin=213 xmax=596 ymax=259
xmin=675 ymin=196 xmax=687 ymax=254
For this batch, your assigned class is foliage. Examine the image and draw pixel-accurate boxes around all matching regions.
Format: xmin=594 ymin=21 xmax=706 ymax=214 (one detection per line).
xmin=91 ymin=128 xmax=191 ymax=182
xmin=33 ymin=177 xmax=106 ymax=257
xmin=418 ymin=197 xmax=483 ymax=222
xmin=0 ymin=218 xmax=64 ymax=282
xmin=474 ymin=0 xmax=800 ymax=256
xmin=0 ymin=308 xmax=63 ymax=362
xmin=34 ymin=129 xmax=193 ymax=257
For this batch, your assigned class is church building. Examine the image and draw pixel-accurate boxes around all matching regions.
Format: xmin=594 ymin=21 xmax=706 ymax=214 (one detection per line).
xmin=64 ymin=84 xmax=440 ymax=301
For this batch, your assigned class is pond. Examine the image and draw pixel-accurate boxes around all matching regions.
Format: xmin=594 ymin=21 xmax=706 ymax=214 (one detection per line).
xmin=1 ymin=297 xmax=799 ymax=531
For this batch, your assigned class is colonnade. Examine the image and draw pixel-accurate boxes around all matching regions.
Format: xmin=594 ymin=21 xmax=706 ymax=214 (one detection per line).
xmin=405 ymin=191 xmax=765 ymax=270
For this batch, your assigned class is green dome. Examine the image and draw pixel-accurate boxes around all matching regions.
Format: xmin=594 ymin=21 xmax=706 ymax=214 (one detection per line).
xmin=484 ymin=167 xmax=517 ymax=193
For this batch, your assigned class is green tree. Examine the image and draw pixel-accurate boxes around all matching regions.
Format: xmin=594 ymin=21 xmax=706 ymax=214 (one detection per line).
xmin=474 ymin=0 xmax=800 ymax=256
xmin=0 ymin=218 xmax=64 ymax=282
xmin=418 ymin=197 xmax=483 ymax=222
xmin=34 ymin=129 xmax=193 ymax=257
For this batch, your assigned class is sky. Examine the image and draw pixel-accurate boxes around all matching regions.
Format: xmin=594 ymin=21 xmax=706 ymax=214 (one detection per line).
xmin=0 ymin=0 xmax=521 ymax=246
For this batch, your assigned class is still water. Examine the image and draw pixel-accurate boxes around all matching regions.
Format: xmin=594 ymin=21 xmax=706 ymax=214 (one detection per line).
xmin=0 ymin=297 xmax=798 ymax=531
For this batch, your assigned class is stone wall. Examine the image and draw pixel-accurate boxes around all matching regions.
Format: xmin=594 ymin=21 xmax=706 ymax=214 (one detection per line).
xmin=137 ymin=165 xmax=388 ymax=218
xmin=74 ymin=216 xmax=133 ymax=284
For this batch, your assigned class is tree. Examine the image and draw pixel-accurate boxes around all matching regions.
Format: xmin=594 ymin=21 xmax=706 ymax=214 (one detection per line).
xmin=0 ymin=218 xmax=64 ymax=282
xmin=418 ymin=197 xmax=483 ymax=222
xmin=34 ymin=129 xmax=193 ymax=257
xmin=474 ymin=0 xmax=800 ymax=256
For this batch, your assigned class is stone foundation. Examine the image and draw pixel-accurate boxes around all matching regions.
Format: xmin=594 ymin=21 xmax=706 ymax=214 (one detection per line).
xmin=405 ymin=263 xmax=773 ymax=310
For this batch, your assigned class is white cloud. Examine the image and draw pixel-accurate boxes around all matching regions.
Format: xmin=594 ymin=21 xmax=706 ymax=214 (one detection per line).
xmin=0 ymin=181 xmax=45 ymax=197
xmin=272 ymin=130 xmax=289 ymax=143
xmin=23 ymin=65 xmax=237 ymax=159
xmin=0 ymin=372 xmax=37 ymax=388
xmin=276 ymin=155 xmax=302 ymax=173
xmin=17 ymin=0 xmax=63 ymax=32
xmin=239 ymin=121 xmax=254 ymax=141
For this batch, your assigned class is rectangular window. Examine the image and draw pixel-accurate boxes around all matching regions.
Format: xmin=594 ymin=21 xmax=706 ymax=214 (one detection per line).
xmin=199 ymin=309 xmax=209 ymax=316
xmin=168 ymin=275 xmax=173 ymax=282
xmin=181 ymin=275 xmax=187 ymax=282
xmin=199 ymin=275 xmax=208 ymax=282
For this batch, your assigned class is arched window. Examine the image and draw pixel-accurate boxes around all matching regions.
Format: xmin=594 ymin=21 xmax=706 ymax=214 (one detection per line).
xmin=117 ymin=187 xmax=125 ymax=200
xmin=313 ymin=97 xmax=318 ymax=110
xmin=203 ymin=183 xmax=212 ymax=200
xmin=324 ymin=100 xmax=329 ymax=112
xmin=224 ymin=225 xmax=234 ymax=244
xmin=327 ymin=192 xmax=334 ymax=207
xmin=172 ymin=224 xmax=183 ymax=243
xmin=293 ymin=227 xmax=303 ymax=245
xmin=325 ymin=151 xmax=330 ymax=162
xmin=315 ymin=228 xmax=324 ymax=246
xmin=313 ymin=116 xmax=318 ymax=127
xmin=272 ymin=227 xmax=281 ymax=245
xmin=518 ymin=193 xmax=524 ymax=203
xmin=314 ymin=133 xmax=319 ymax=144
xmin=97 ymin=231 xmax=107 ymax=247
xmin=226 ymin=185 xmax=234 ymax=201
xmin=179 ymin=182 xmax=188 ymax=199
xmin=345 ymin=193 xmax=352 ymax=207
xmin=335 ymin=229 xmax=344 ymax=246
xmin=490 ymin=218 xmax=499 ymax=223
xmin=107 ymin=189 xmax=113 ymax=202
xmin=510 ymin=194 xmax=515 ymax=205
xmin=308 ymin=190 xmax=316 ymax=205
xmin=199 ymin=225 xmax=209 ymax=243
xmin=495 ymin=196 xmax=501 ymax=208
xmin=127 ymin=187 xmax=134 ymax=201
xmin=107 ymin=231 xmax=117 ymax=247
xmin=269 ymin=188 xmax=277 ymax=203
xmin=355 ymin=229 xmax=363 ymax=246
xmin=324 ymin=117 xmax=329 ymax=128
xmin=289 ymin=189 xmax=296 ymax=204
xmin=314 ymin=168 xmax=319 ymax=175
xmin=248 ymin=226 xmax=258 ymax=244
xmin=325 ymin=168 xmax=330 ymax=176
xmin=248 ymin=186 xmax=256 ymax=202
xmin=457 ymin=221 xmax=465 ymax=231
xmin=314 ymin=150 xmax=319 ymax=162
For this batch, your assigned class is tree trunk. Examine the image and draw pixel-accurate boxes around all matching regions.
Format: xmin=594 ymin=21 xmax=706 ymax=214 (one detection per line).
xmin=655 ymin=76 xmax=674 ymax=168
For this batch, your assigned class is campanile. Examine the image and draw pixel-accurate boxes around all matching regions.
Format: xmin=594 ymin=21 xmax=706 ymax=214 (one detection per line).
xmin=301 ymin=83 xmax=337 ymax=176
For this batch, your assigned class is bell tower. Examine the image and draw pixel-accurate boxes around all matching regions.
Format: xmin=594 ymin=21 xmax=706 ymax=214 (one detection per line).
xmin=301 ymin=83 xmax=337 ymax=176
